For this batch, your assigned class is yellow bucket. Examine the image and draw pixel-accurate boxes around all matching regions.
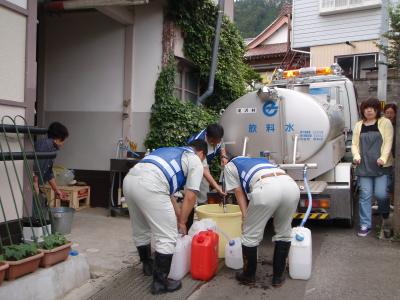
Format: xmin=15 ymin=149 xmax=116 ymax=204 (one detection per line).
xmin=195 ymin=204 xmax=242 ymax=258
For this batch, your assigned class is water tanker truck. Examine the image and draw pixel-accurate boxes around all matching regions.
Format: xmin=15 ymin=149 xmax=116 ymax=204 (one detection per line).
xmin=219 ymin=65 xmax=359 ymax=227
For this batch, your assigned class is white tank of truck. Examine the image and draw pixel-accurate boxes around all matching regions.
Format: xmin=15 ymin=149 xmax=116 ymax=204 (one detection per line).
xmin=220 ymin=86 xmax=345 ymax=180
xmin=220 ymin=65 xmax=359 ymax=227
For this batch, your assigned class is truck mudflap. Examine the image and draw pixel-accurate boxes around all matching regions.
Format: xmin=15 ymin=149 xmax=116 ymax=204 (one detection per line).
xmin=293 ymin=212 xmax=329 ymax=220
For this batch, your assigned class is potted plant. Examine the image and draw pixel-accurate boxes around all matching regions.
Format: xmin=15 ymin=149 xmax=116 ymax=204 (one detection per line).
xmin=0 ymin=255 xmax=9 ymax=285
xmin=39 ymin=233 xmax=72 ymax=268
xmin=3 ymin=243 xmax=43 ymax=280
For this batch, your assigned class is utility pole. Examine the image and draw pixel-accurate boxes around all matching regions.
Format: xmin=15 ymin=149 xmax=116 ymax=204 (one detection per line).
xmin=377 ymin=0 xmax=389 ymax=102
xmin=393 ymin=30 xmax=400 ymax=237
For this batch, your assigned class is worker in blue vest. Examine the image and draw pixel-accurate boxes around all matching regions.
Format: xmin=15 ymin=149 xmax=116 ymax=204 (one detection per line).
xmin=187 ymin=124 xmax=228 ymax=204
xmin=123 ymin=140 xmax=207 ymax=295
xmin=223 ymin=156 xmax=300 ymax=287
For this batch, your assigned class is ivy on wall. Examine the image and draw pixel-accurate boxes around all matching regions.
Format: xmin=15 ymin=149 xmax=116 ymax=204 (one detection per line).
xmin=145 ymin=0 xmax=259 ymax=149
xmin=168 ymin=0 xmax=260 ymax=112
xmin=145 ymin=55 xmax=218 ymax=149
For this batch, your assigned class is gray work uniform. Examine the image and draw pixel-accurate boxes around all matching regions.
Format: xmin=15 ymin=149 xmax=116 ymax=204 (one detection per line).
xmin=123 ymin=152 xmax=203 ymax=254
xmin=224 ymin=162 xmax=300 ymax=247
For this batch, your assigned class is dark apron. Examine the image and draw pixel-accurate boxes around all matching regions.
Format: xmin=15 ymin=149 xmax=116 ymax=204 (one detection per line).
xmin=356 ymin=129 xmax=384 ymax=177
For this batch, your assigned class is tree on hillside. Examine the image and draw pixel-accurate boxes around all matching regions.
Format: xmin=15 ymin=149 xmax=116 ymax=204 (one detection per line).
xmin=234 ymin=0 xmax=291 ymax=38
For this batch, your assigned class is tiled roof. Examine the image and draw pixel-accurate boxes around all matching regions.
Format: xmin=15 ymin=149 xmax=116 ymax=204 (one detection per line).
xmin=245 ymin=43 xmax=288 ymax=59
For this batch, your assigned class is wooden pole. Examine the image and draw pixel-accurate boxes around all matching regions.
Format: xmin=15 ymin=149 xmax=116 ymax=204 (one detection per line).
xmin=393 ymin=50 xmax=400 ymax=236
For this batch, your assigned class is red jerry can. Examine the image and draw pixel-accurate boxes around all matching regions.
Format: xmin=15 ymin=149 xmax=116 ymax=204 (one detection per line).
xmin=191 ymin=230 xmax=219 ymax=281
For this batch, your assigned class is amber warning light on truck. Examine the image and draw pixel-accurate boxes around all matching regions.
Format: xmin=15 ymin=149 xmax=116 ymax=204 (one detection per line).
xmin=283 ymin=67 xmax=333 ymax=78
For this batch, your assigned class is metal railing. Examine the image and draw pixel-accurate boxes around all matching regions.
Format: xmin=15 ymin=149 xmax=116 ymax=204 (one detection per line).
xmin=0 ymin=116 xmax=55 ymax=246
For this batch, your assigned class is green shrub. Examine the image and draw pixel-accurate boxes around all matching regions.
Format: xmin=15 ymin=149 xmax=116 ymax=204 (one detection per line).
xmin=3 ymin=243 xmax=38 ymax=261
xmin=145 ymin=56 xmax=218 ymax=149
xmin=40 ymin=233 xmax=68 ymax=250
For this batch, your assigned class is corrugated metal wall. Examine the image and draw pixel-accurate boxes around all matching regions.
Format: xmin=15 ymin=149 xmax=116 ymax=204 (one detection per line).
xmin=292 ymin=0 xmax=382 ymax=48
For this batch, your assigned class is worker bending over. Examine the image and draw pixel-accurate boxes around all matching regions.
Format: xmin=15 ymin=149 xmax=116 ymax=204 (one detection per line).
xmin=123 ymin=140 xmax=206 ymax=295
xmin=223 ymin=156 xmax=300 ymax=287
xmin=187 ymin=124 xmax=228 ymax=204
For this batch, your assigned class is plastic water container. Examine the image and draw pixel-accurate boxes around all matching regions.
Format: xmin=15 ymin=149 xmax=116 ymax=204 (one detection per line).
xmin=169 ymin=235 xmax=192 ymax=280
xmin=191 ymin=230 xmax=219 ymax=281
xmin=188 ymin=218 xmax=217 ymax=237
xmin=289 ymin=227 xmax=312 ymax=280
xmin=224 ymin=238 xmax=243 ymax=269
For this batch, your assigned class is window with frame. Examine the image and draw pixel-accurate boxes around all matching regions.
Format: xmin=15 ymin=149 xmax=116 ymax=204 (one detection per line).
xmin=174 ymin=63 xmax=199 ymax=104
xmin=319 ymin=0 xmax=381 ymax=15
xmin=335 ymin=53 xmax=377 ymax=80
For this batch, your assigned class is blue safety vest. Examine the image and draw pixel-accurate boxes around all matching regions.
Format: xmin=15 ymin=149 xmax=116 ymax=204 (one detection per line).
xmin=231 ymin=157 xmax=276 ymax=193
xmin=187 ymin=129 xmax=221 ymax=164
xmin=140 ymin=147 xmax=194 ymax=195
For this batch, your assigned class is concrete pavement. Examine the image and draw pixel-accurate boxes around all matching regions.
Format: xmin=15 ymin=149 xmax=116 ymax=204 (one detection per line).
xmin=62 ymin=208 xmax=400 ymax=300
xmin=189 ymin=221 xmax=400 ymax=300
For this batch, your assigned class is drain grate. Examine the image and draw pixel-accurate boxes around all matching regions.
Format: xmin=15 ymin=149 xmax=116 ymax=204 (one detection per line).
xmin=89 ymin=263 xmax=212 ymax=300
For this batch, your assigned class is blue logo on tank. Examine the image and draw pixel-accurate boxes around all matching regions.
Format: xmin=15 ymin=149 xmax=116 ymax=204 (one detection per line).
xmin=262 ymin=100 xmax=279 ymax=117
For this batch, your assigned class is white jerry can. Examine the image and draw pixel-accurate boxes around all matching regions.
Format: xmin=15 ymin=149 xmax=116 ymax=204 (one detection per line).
xmin=289 ymin=227 xmax=312 ymax=280
xmin=168 ymin=235 xmax=192 ymax=280
xmin=225 ymin=238 xmax=243 ymax=269
xmin=188 ymin=218 xmax=217 ymax=237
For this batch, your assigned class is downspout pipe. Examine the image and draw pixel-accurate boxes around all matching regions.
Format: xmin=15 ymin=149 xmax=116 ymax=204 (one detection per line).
xmin=198 ymin=0 xmax=224 ymax=105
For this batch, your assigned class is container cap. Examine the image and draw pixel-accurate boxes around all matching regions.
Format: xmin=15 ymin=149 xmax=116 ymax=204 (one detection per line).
xmin=229 ymin=240 xmax=235 ymax=246
xmin=197 ymin=236 xmax=205 ymax=243
xmin=295 ymin=233 xmax=304 ymax=241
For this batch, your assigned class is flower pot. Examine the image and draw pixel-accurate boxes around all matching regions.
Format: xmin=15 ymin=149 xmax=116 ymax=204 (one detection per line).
xmin=39 ymin=242 xmax=72 ymax=268
xmin=0 ymin=262 xmax=9 ymax=285
xmin=5 ymin=251 xmax=44 ymax=281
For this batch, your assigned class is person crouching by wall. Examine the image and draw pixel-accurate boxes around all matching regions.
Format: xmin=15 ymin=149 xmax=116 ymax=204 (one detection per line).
xmin=33 ymin=122 xmax=69 ymax=219
xmin=352 ymin=97 xmax=393 ymax=237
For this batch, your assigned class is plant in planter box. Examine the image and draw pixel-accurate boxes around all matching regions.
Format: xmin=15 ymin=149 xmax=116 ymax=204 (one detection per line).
xmin=41 ymin=233 xmax=67 ymax=250
xmin=2 ymin=243 xmax=43 ymax=280
xmin=3 ymin=243 xmax=38 ymax=261
xmin=0 ymin=255 xmax=9 ymax=285
xmin=39 ymin=233 xmax=72 ymax=268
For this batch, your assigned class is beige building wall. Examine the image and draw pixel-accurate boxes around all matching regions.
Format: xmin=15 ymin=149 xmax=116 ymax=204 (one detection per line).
xmin=310 ymin=40 xmax=379 ymax=67
xmin=0 ymin=5 xmax=27 ymax=222
xmin=0 ymin=6 xmax=26 ymax=102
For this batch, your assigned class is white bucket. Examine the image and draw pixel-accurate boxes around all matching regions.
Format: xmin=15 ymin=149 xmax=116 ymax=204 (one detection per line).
xmin=23 ymin=224 xmax=52 ymax=243
xmin=224 ymin=237 xmax=243 ymax=269
xmin=168 ymin=235 xmax=192 ymax=280
xmin=289 ymin=227 xmax=312 ymax=280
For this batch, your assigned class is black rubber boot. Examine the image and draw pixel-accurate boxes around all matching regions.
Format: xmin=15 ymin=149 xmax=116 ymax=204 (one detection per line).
xmin=137 ymin=245 xmax=153 ymax=276
xmin=272 ymin=241 xmax=291 ymax=287
xmin=235 ymin=245 xmax=257 ymax=285
xmin=151 ymin=252 xmax=182 ymax=295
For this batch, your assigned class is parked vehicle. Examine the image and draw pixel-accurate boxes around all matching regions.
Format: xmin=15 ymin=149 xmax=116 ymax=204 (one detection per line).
xmin=219 ymin=65 xmax=359 ymax=227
